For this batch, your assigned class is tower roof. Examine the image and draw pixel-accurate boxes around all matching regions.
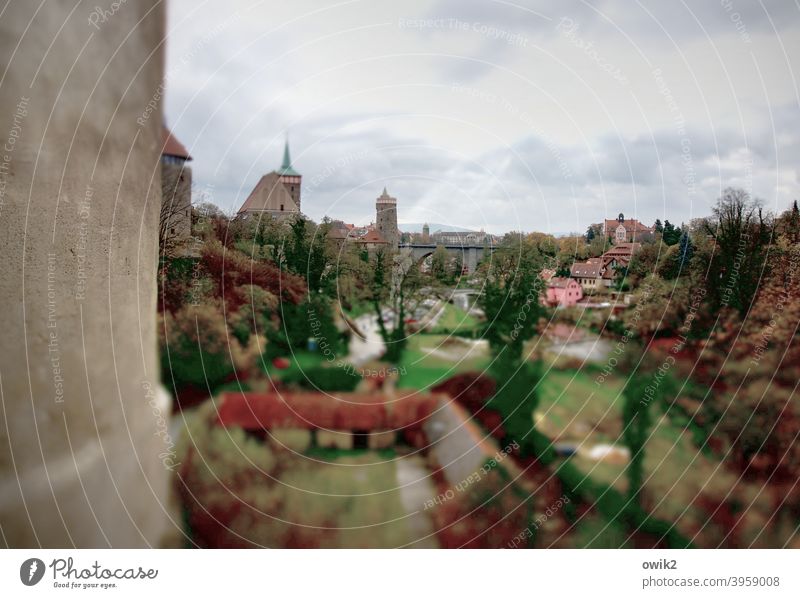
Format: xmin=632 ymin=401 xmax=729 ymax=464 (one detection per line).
xmin=277 ymin=138 xmax=300 ymax=176
xmin=161 ymin=125 xmax=192 ymax=161
xmin=376 ymin=186 xmax=396 ymax=203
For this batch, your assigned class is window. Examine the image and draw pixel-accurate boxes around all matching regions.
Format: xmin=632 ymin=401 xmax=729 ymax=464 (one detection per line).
xmin=280 ymin=204 xmax=284 ymax=211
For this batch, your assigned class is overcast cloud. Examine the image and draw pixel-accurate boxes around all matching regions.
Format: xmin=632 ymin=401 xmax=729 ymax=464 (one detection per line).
xmin=164 ymin=0 xmax=800 ymax=234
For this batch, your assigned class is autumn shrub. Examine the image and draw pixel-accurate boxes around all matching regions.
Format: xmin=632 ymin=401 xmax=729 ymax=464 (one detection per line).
xmin=160 ymin=300 xmax=241 ymax=392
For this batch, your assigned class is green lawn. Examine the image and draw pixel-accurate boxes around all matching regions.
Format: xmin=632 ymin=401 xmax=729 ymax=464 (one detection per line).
xmin=534 ymin=366 xmax=777 ymax=546
xmin=428 ymin=302 xmax=480 ymax=334
xmin=397 ymin=332 xmax=490 ymax=390
xmin=280 ymin=452 xmax=412 ymax=548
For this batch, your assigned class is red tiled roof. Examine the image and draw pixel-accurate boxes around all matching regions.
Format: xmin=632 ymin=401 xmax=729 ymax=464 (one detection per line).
xmin=604 ymin=219 xmax=652 ymax=233
xmin=548 ymin=276 xmax=577 ymax=289
xmin=570 ymin=261 xmax=603 ymax=278
xmin=355 ymin=229 xmax=388 ymax=244
xmin=161 ymin=125 xmax=192 ymax=160
xmin=216 ymin=391 xmax=440 ymax=431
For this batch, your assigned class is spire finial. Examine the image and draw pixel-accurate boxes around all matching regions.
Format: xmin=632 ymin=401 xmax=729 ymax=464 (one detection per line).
xmin=282 ymin=136 xmax=292 ymax=169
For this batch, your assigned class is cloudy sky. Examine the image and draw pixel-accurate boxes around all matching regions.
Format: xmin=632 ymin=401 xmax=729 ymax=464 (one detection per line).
xmin=164 ymin=0 xmax=800 ymax=234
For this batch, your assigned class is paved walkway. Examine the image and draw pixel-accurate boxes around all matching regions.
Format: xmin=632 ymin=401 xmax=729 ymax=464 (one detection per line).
xmin=347 ymin=314 xmax=385 ymax=366
xmin=395 ymin=455 xmax=439 ymax=548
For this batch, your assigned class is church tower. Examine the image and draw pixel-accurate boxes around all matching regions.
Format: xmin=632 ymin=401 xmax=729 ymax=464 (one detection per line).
xmin=277 ymin=139 xmax=301 ymax=212
xmin=376 ymin=186 xmax=398 ymax=249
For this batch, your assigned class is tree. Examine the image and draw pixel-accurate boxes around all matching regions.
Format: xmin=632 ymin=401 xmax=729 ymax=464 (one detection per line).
xmin=654 ymin=219 xmax=663 ymax=234
xmin=364 ymin=249 xmax=424 ymax=364
xmin=586 ymin=225 xmax=596 ymax=242
xmin=676 ymin=230 xmax=694 ymax=274
xmin=478 ymin=234 xmax=544 ymax=370
xmin=622 ymin=371 xmax=655 ymax=506
xmin=284 ymin=216 xmax=331 ymax=293
xmin=703 ymin=187 xmax=773 ymax=315
xmin=662 ymin=220 xmax=681 ymax=245
xmin=776 ymin=199 xmax=800 ymax=244
xmin=159 ymin=170 xmax=192 ymax=257
xmin=430 ymin=245 xmax=450 ymax=283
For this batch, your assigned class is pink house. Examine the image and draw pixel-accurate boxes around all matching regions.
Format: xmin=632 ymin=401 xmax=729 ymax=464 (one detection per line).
xmin=545 ymin=277 xmax=584 ymax=307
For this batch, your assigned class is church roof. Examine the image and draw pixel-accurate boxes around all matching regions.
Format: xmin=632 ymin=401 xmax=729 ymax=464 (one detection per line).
xmin=277 ymin=139 xmax=300 ymax=176
xmin=161 ymin=125 xmax=192 ymax=160
xmin=604 ymin=218 xmax=652 ymax=233
xmin=238 ymin=171 xmax=298 ymax=214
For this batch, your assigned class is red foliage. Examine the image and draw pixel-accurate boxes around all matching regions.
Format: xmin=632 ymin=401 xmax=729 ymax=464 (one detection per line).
xmin=200 ymin=242 xmax=306 ymax=311
xmin=432 ymin=372 xmax=496 ymax=413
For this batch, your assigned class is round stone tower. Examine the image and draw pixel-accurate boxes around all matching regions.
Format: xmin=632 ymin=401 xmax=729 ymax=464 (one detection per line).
xmin=376 ymin=186 xmax=398 ymax=249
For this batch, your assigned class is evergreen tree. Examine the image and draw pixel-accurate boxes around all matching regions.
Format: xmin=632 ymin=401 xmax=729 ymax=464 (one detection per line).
xmin=662 ymin=220 xmax=680 ymax=245
xmin=677 ymin=231 xmax=694 ymax=273
xmin=654 ymin=219 xmax=663 ymax=234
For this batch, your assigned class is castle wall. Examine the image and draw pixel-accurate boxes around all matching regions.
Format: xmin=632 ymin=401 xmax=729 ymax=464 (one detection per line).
xmin=161 ymin=161 xmax=192 ymax=242
xmin=0 ymin=0 xmax=170 ymax=547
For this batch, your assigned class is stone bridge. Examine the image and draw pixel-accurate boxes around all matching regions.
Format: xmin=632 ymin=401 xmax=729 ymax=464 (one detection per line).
xmin=399 ymin=243 xmax=494 ymax=274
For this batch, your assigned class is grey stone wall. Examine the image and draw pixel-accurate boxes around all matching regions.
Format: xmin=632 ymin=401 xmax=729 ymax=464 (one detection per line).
xmin=0 ymin=1 xmax=171 ymax=547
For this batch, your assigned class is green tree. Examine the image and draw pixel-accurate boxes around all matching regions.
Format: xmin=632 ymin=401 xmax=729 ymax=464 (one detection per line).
xmin=703 ymin=188 xmax=774 ymax=315
xmin=430 ymin=245 xmax=450 ymax=283
xmin=479 ymin=234 xmax=544 ymax=369
xmin=366 ymin=249 xmax=423 ymax=364
xmin=662 ymin=220 xmax=681 ymax=245
xmin=622 ymin=371 xmax=654 ymax=506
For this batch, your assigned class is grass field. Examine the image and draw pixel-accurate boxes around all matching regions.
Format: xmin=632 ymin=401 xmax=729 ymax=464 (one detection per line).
xmin=535 ymin=366 xmax=780 ymax=546
xmin=427 ymin=302 xmax=481 ymax=334
xmin=280 ymin=452 xmax=412 ymax=548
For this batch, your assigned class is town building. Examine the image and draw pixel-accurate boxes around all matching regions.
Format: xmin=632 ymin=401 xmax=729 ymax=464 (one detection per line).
xmin=545 ymin=277 xmax=584 ymax=307
xmin=570 ymin=242 xmax=641 ymax=291
xmin=237 ymin=139 xmax=302 ymax=220
xmin=570 ymin=258 xmax=614 ymax=291
xmin=160 ymin=125 xmax=192 ymax=244
xmin=600 ymin=242 xmax=641 ymax=268
xmin=375 ymin=186 xmax=399 ymax=249
xmin=431 ymin=229 xmax=493 ymax=245
xmin=602 ymin=213 xmax=654 ymax=242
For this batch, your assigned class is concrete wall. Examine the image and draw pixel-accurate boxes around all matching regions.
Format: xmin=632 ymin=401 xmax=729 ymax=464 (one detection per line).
xmin=0 ymin=1 xmax=170 ymax=547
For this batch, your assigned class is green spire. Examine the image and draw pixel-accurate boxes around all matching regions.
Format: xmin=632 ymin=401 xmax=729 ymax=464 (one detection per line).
xmin=278 ymin=138 xmax=300 ymax=176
